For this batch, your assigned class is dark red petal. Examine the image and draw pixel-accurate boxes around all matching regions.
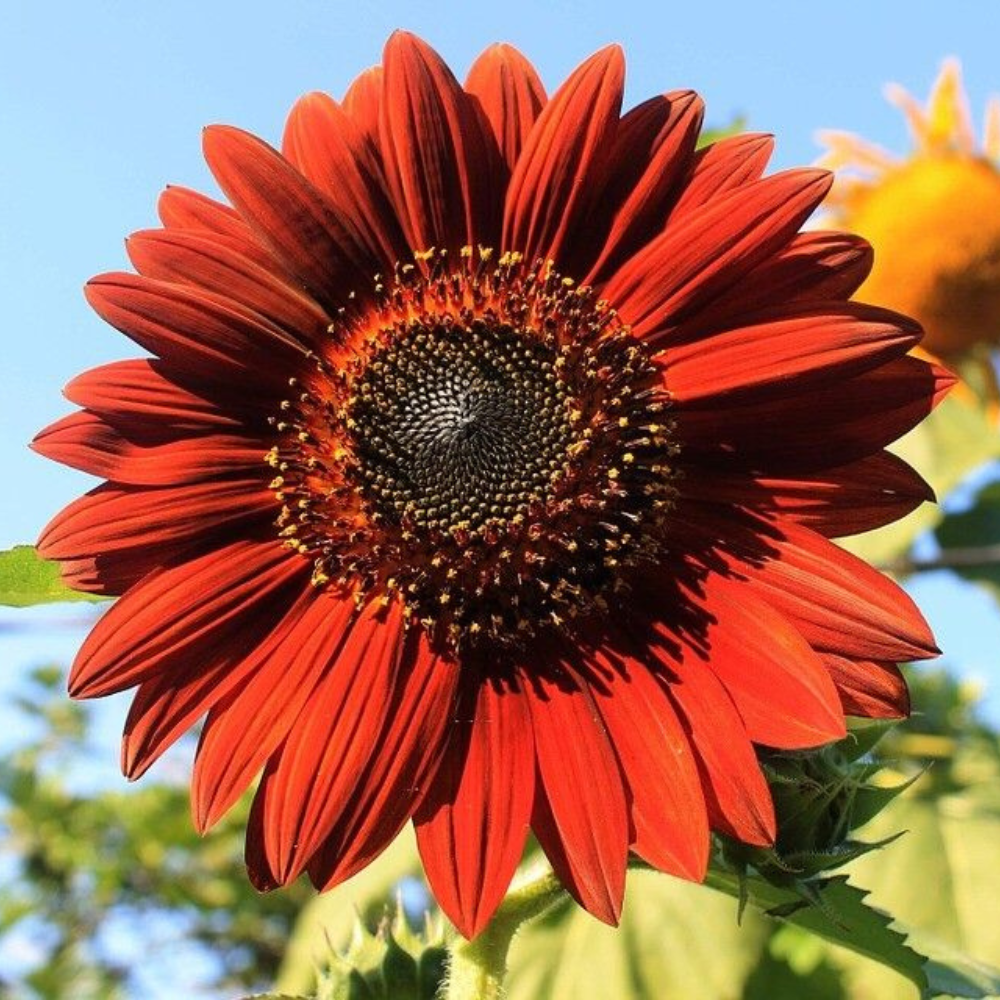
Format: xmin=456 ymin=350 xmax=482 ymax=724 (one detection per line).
xmin=680 ymin=453 xmax=933 ymax=538
xmin=465 ymin=43 xmax=546 ymax=173
xmin=342 ymin=66 xmax=383 ymax=150
xmin=379 ymin=31 xmax=503 ymax=253
xmin=68 ymin=540 xmax=306 ymax=697
xmin=638 ymin=620 xmax=776 ymax=844
xmin=675 ymin=356 xmax=952 ymax=474
xmin=254 ymin=600 xmax=409 ymax=883
xmin=282 ymin=92 xmax=408 ymax=266
xmin=158 ymin=185 xmax=252 ymax=241
xmin=607 ymin=170 xmax=832 ymax=342
xmin=745 ymin=520 xmax=939 ymax=662
xmin=677 ymin=231 xmax=874 ymax=338
xmin=585 ymin=91 xmax=704 ymax=283
xmin=823 ymin=656 xmax=910 ymax=719
xmin=38 ymin=480 xmax=273 ymax=561
xmin=122 ymin=585 xmax=317 ymax=780
xmin=31 ymin=411 xmax=262 ymax=485
xmin=665 ymin=303 xmax=922 ymax=407
xmin=503 ymin=46 xmax=624 ymax=266
xmin=526 ymin=658 xmax=629 ymax=925
xmin=202 ymin=125 xmax=377 ymax=310
xmin=63 ymin=359 xmax=252 ymax=431
xmin=587 ymin=646 xmax=709 ymax=880
xmin=245 ymin=781 xmax=277 ymax=891
xmin=126 ymin=229 xmax=330 ymax=343
xmin=84 ymin=272 xmax=306 ymax=388
xmin=667 ymin=133 xmax=773 ymax=221
xmin=415 ymin=674 xmax=535 ymax=938
xmin=306 ymin=629 xmax=459 ymax=890
xmin=688 ymin=574 xmax=846 ymax=748
xmin=191 ymin=592 xmax=359 ymax=833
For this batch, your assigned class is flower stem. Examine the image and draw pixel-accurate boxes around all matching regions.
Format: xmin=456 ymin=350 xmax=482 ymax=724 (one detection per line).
xmin=443 ymin=862 xmax=566 ymax=1000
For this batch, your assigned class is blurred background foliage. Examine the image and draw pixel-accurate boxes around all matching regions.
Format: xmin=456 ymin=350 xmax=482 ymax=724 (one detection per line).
xmin=4 ymin=61 xmax=1000 ymax=1000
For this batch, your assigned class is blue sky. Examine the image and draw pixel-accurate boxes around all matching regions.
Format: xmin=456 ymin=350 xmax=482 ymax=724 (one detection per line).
xmin=2 ymin=1 xmax=1000 ymax=710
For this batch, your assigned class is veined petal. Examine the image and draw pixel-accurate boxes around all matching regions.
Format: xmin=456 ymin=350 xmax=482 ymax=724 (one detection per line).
xmin=664 ymin=303 xmax=922 ymax=407
xmin=126 ymin=229 xmax=331 ymax=343
xmin=282 ymin=91 xmax=407 ymax=266
xmin=68 ymin=540 xmax=306 ymax=697
xmin=587 ymin=642 xmax=709 ymax=880
xmin=31 ymin=411 xmax=263 ymax=486
xmin=585 ymin=90 xmax=704 ymax=283
xmin=415 ymin=673 xmax=536 ymax=938
xmin=667 ymin=132 xmax=773 ymax=220
xmin=203 ymin=124 xmax=378 ymax=309
xmin=379 ymin=31 xmax=503 ymax=253
xmin=38 ymin=480 xmax=273 ymax=561
xmin=342 ymin=65 xmax=383 ymax=151
xmin=526 ymin=656 xmax=629 ymax=925
xmin=607 ymin=169 xmax=832 ymax=342
xmin=823 ymin=655 xmax=911 ymax=718
xmin=503 ymin=46 xmax=624 ymax=267
xmin=306 ymin=628 xmax=459 ymax=890
xmin=191 ymin=593 xmax=358 ymax=831
xmin=465 ymin=43 xmax=546 ymax=173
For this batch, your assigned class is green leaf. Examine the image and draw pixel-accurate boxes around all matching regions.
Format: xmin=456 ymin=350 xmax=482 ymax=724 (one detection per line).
xmin=0 ymin=545 xmax=105 ymax=606
xmin=505 ymin=870 xmax=772 ymax=1000
xmin=705 ymin=870 xmax=929 ymax=993
xmin=843 ymin=393 xmax=1000 ymax=565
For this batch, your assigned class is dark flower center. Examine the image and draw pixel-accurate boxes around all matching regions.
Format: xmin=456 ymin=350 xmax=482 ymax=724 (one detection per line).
xmin=348 ymin=322 xmax=575 ymax=535
xmin=268 ymin=252 xmax=679 ymax=650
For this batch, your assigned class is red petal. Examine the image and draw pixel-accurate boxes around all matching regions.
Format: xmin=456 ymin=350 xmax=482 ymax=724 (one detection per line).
xmin=191 ymin=591 xmax=359 ymax=832
xmin=63 ymin=359 xmax=252 ymax=431
xmin=68 ymin=540 xmax=305 ymax=697
xmin=121 ymin=585 xmax=317 ymax=780
xmin=607 ymin=170 xmax=832 ymax=342
xmin=503 ymin=46 xmax=624 ymax=267
xmin=38 ymin=480 xmax=273 ymax=561
xmin=415 ymin=674 xmax=535 ymax=938
xmin=84 ymin=272 xmax=306 ymax=388
xmin=126 ymin=229 xmax=330 ymax=343
xmin=677 ymin=231 xmax=874 ymax=338
xmin=31 ymin=411 xmax=262 ymax=486
xmin=675 ymin=356 xmax=951 ymax=474
xmin=587 ymin=644 xmax=709 ymax=880
xmin=686 ymin=574 xmax=846 ymax=748
xmin=379 ymin=31 xmax=503 ymax=253
xmin=526 ymin=656 xmax=629 ymax=925
xmin=342 ymin=66 xmax=383 ymax=150
xmin=465 ymin=43 xmax=546 ymax=173
xmin=585 ymin=90 xmax=704 ymax=283
xmin=636 ymin=613 xmax=776 ymax=844
xmin=282 ymin=91 xmax=407 ymax=266
xmin=667 ymin=133 xmax=773 ymax=221
xmin=823 ymin=656 xmax=910 ymax=719
xmin=202 ymin=125 xmax=377 ymax=310
xmin=680 ymin=453 xmax=933 ymax=538
xmin=255 ymin=600 xmax=408 ymax=883
xmin=306 ymin=629 xmax=459 ymax=889
xmin=665 ymin=303 xmax=922 ymax=407
xmin=745 ymin=520 xmax=939 ymax=662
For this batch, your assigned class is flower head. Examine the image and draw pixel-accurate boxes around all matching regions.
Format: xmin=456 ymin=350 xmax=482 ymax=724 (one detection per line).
xmin=35 ymin=32 xmax=946 ymax=938
xmin=820 ymin=58 xmax=1000 ymax=357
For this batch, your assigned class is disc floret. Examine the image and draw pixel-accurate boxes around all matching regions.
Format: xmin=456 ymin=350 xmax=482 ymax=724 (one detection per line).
xmin=268 ymin=251 xmax=678 ymax=649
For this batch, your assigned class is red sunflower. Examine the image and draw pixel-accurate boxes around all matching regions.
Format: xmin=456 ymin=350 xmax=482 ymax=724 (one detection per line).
xmin=34 ymin=32 xmax=946 ymax=938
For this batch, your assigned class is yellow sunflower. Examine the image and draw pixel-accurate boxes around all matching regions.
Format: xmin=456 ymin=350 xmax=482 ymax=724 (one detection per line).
xmin=820 ymin=59 xmax=1000 ymax=359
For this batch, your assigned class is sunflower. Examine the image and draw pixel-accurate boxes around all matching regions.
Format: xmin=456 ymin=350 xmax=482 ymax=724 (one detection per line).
xmin=820 ymin=58 xmax=1000 ymax=358
xmin=34 ymin=32 xmax=946 ymax=938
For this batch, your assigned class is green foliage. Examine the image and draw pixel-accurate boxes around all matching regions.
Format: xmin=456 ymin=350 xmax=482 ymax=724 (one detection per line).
xmin=0 ymin=666 xmax=311 ymax=999
xmin=0 ymin=546 xmax=104 ymax=607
